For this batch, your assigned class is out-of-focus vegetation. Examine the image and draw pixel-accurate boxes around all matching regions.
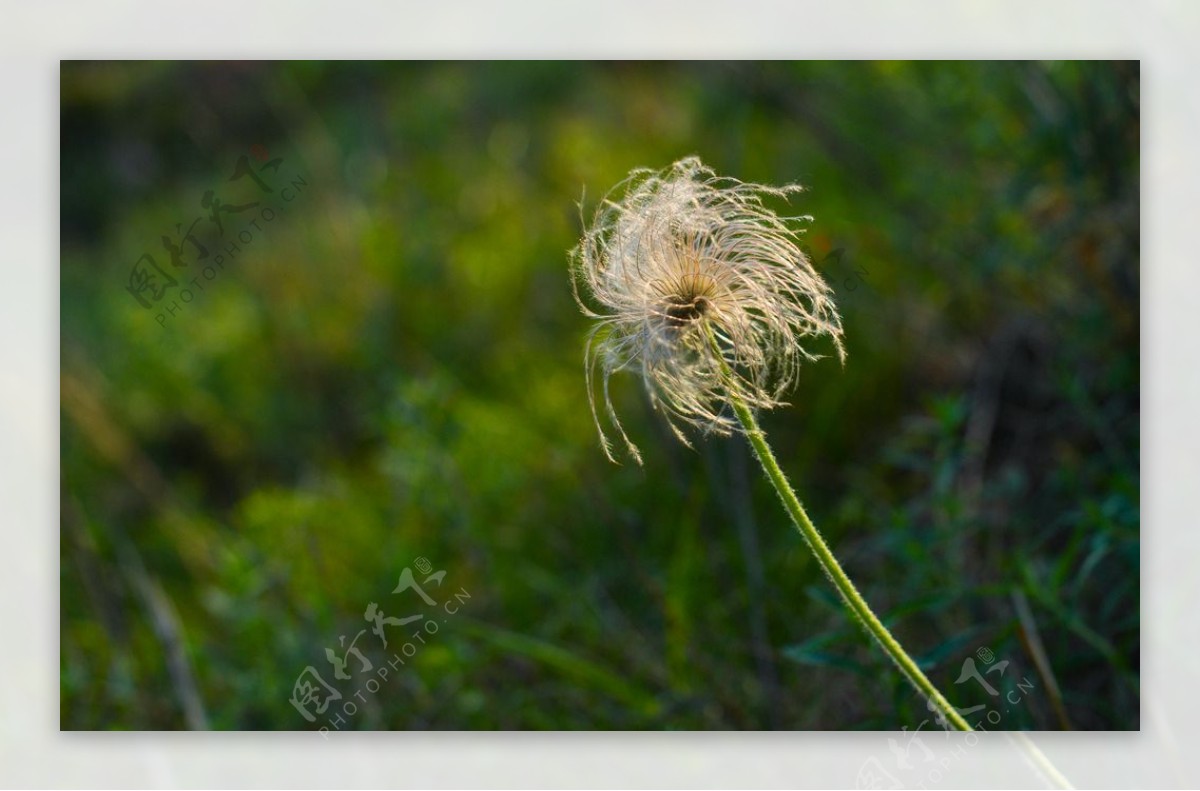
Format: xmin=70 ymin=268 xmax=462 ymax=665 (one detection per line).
xmin=60 ymin=61 xmax=1139 ymax=730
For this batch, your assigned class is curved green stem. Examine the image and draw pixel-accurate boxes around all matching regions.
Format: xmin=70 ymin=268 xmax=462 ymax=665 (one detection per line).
xmin=707 ymin=326 xmax=971 ymax=731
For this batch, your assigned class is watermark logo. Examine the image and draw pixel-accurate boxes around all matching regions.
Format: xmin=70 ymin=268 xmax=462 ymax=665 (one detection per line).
xmin=855 ymin=647 xmax=1037 ymax=789
xmin=287 ymin=558 xmax=471 ymax=735
xmin=122 ymin=145 xmax=311 ymax=327
xmin=802 ymin=243 xmax=870 ymax=293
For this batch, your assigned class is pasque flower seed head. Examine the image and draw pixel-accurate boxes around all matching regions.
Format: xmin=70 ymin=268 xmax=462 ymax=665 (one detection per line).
xmin=570 ymin=157 xmax=845 ymax=463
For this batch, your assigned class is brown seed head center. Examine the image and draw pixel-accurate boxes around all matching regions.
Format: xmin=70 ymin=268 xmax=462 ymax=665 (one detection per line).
xmin=664 ymin=294 xmax=711 ymax=327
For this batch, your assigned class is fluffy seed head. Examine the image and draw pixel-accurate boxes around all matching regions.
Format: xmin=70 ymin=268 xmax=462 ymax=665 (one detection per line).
xmin=570 ymin=156 xmax=845 ymax=464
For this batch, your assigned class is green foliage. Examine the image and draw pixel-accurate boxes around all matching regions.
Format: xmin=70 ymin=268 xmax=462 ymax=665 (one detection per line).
xmin=61 ymin=61 xmax=1138 ymax=730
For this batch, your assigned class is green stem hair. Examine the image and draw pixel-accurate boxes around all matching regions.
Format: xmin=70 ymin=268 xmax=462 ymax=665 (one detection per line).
xmin=706 ymin=324 xmax=972 ymax=731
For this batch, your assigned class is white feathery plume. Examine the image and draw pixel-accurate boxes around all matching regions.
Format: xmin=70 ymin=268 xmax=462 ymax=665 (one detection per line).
xmin=570 ymin=156 xmax=845 ymax=464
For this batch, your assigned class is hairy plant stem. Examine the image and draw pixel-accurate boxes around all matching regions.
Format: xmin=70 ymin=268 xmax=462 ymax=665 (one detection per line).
xmin=705 ymin=323 xmax=972 ymax=731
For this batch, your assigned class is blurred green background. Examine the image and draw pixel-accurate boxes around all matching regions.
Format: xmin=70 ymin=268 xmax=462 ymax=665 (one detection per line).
xmin=60 ymin=61 xmax=1139 ymax=730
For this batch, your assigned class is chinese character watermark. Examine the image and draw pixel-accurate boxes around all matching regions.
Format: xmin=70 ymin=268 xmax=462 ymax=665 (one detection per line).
xmin=801 ymin=243 xmax=870 ymax=294
xmin=855 ymin=647 xmax=1038 ymax=789
xmin=288 ymin=558 xmax=471 ymax=735
xmin=122 ymin=145 xmax=311 ymax=328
